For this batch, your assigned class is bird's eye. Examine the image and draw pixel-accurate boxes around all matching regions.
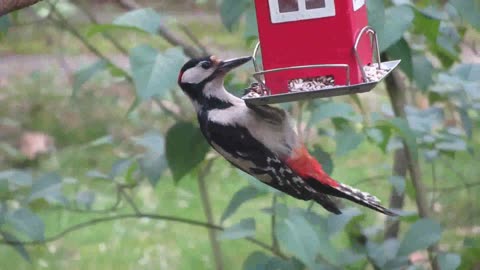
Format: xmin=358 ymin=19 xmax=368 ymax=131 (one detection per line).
xmin=201 ymin=61 xmax=212 ymax=69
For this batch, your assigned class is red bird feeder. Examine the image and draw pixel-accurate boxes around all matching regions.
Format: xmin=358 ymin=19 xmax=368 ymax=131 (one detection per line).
xmin=243 ymin=0 xmax=401 ymax=105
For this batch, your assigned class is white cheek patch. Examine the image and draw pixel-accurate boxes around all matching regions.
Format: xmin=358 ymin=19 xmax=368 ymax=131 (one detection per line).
xmin=181 ymin=67 xmax=215 ymax=84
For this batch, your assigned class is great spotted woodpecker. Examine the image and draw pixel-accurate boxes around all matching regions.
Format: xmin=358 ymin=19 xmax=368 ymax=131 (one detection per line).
xmin=177 ymin=55 xmax=395 ymax=216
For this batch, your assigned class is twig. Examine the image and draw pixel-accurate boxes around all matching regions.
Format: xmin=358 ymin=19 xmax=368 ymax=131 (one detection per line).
xmin=179 ymin=24 xmax=209 ymax=56
xmin=119 ymin=188 xmax=141 ymax=214
xmin=271 ymin=195 xmax=279 ymax=252
xmin=0 ymin=212 xmax=288 ymax=258
xmin=48 ymin=3 xmax=133 ymax=84
xmin=115 ymin=0 xmax=202 ymax=58
xmin=75 ymin=1 xmax=129 ymax=56
xmin=197 ymin=159 xmax=225 ymax=270
xmin=426 ymin=181 xmax=480 ymax=192
xmin=351 ymin=175 xmax=388 ymax=186
xmin=153 ymin=97 xmax=184 ymax=121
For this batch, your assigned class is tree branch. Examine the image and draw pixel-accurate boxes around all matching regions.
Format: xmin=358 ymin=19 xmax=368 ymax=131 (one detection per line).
xmin=382 ymin=53 xmax=439 ymax=270
xmin=0 ymin=0 xmax=42 ymax=16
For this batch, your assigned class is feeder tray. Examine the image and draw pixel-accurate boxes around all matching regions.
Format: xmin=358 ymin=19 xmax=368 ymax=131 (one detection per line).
xmin=243 ymin=26 xmax=401 ymax=105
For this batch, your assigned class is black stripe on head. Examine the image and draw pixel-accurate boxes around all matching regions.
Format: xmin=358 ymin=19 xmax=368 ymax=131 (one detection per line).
xmin=178 ymin=56 xmax=217 ymax=102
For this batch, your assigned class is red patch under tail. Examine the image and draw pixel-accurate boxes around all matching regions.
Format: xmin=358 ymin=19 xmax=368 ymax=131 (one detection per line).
xmin=285 ymin=146 xmax=339 ymax=187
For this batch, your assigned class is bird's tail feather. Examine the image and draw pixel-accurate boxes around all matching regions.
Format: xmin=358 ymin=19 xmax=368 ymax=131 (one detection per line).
xmin=306 ymin=178 xmax=397 ymax=216
xmin=333 ymin=182 xmax=397 ymax=216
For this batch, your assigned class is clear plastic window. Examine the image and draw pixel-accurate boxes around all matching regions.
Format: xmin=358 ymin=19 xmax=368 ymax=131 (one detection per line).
xmin=279 ymin=0 xmax=299 ymax=13
xmin=269 ymin=0 xmax=335 ymax=23
xmin=306 ymin=0 xmax=326 ymax=10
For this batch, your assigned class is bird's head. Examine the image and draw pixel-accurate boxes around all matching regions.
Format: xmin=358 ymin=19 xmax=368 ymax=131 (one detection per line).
xmin=177 ymin=55 xmax=252 ymax=100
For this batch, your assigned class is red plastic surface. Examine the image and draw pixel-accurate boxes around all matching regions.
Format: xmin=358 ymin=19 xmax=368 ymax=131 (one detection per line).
xmin=254 ymin=0 xmax=373 ymax=94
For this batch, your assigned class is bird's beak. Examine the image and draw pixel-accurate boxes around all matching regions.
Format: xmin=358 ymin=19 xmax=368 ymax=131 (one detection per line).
xmin=216 ymin=56 xmax=252 ymax=72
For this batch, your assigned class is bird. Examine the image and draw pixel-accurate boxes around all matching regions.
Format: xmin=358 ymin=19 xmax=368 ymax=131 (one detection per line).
xmin=177 ymin=55 xmax=396 ymax=216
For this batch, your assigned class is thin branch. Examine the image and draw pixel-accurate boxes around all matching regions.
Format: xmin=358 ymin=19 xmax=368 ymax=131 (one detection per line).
xmin=426 ymin=181 xmax=480 ymax=192
xmin=0 ymin=212 xmax=288 ymax=258
xmin=197 ymin=159 xmax=225 ymax=270
xmin=48 ymin=3 xmax=133 ymax=84
xmin=0 ymin=0 xmax=42 ymax=16
xmin=75 ymin=1 xmax=129 ymax=56
xmin=153 ymin=97 xmax=184 ymax=121
xmin=119 ymin=188 xmax=141 ymax=214
xmin=179 ymin=24 xmax=209 ymax=56
xmin=351 ymin=175 xmax=388 ymax=186
xmin=115 ymin=0 xmax=202 ymax=58
xmin=271 ymin=195 xmax=279 ymax=252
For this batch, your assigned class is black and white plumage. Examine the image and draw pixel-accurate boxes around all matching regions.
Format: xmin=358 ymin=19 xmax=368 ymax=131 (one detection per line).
xmin=177 ymin=55 xmax=395 ymax=216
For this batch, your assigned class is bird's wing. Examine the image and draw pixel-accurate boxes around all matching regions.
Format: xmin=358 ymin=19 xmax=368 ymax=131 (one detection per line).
xmin=203 ymin=121 xmax=321 ymax=202
xmin=245 ymin=103 xmax=287 ymax=126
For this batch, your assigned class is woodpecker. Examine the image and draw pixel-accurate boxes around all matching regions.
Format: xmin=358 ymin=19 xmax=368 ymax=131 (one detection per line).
xmin=177 ymin=55 xmax=395 ymax=216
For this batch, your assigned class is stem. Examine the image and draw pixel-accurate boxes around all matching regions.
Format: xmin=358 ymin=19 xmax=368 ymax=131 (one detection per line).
xmin=197 ymin=160 xmax=225 ymax=270
xmin=116 ymin=0 xmax=202 ymax=58
xmin=75 ymin=1 xmax=129 ymax=56
xmin=384 ymin=149 xmax=407 ymax=239
xmin=382 ymin=53 xmax=439 ymax=270
xmin=271 ymin=195 xmax=279 ymax=252
xmin=48 ymin=4 xmax=133 ymax=84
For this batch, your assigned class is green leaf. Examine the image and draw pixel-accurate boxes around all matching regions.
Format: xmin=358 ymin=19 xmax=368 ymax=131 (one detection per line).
xmin=130 ymin=45 xmax=185 ymax=100
xmin=76 ymin=190 xmax=95 ymax=209
xmin=0 ymin=231 xmax=31 ymax=262
xmin=310 ymin=101 xmax=360 ymax=124
xmin=397 ymin=218 xmax=442 ymax=257
xmin=85 ymin=170 xmax=110 ymax=180
xmin=379 ymin=5 xmax=415 ymax=52
xmin=327 ymin=208 xmax=362 ymax=235
xmin=243 ymin=251 xmax=271 ymax=270
xmin=311 ymin=146 xmax=333 ymax=175
xmin=452 ymin=63 xmax=480 ymax=82
xmin=276 ymin=209 xmax=337 ymax=268
xmin=437 ymin=252 xmax=461 ymax=270
xmin=386 ymin=38 xmax=413 ymax=80
xmin=72 ymin=60 xmax=108 ymax=97
xmin=243 ymin=251 xmax=300 ymax=270
xmin=219 ymin=218 xmax=256 ymax=240
xmin=0 ymin=170 xmax=32 ymax=190
xmin=28 ymin=172 xmax=65 ymax=204
xmin=367 ymin=0 xmax=385 ymax=40
xmin=335 ymin=128 xmax=365 ymax=156
xmin=220 ymin=0 xmax=249 ymax=31
xmin=110 ymin=158 xmax=133 ymax=179
xmin=449 ymin=0 xmax=480 ymax=30
xmin=412 ymin=55 xmax=434 ymax=91
xmin=376 ymin=118 xmax=418 ymax=161
xmin=113 ymin=8 xmax=161 ymax=34
xmin=413 ymin=9 xmax=441 ymax=45
xmin=165 ymin=122 xmax=210 ymax=182
xmin=6 ymin=208 xmax=44 ymax=241
xmin=132 ymin=130 xmax=164 ymax=156
xmin=132 ymin=130 xmax=167 ymax=185
xmin=220 ymin=186 xmax=263 ymax=223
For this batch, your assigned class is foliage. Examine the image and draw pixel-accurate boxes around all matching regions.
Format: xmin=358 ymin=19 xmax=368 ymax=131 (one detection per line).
xmin=0 ymin=0 xmax=479 ymax=269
